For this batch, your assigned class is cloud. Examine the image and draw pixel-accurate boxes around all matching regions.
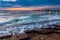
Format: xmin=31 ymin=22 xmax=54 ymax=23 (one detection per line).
xmin=0 ymin=0 xmax=60 ymax=7
xmin=2 ymin=0 xmax=16 ymax=1
xmin=11 ymin=5 xmax=22 ymax=8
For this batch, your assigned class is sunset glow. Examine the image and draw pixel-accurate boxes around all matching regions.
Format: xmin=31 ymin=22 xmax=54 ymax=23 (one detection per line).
xmin=0 ymin=6 xmax=59 ymax=11
xmin=0 ymin=7 xmax=39 ymax=11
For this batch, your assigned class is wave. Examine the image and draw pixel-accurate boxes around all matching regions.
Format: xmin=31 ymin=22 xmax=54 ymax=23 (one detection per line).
xmin=0 ymin=12 xmax=60 ymax=36
xmin=0 ymin=14 xmax=60 ymax=26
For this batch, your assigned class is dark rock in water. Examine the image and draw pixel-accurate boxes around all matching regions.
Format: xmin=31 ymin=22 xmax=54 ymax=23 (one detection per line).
xmin=36 ymin=28 xmax=54 ymax=34
xmin=24 ymin=28 xmax=54 ymax=34
xmin=0 ymin=34 xmax=12 ymax=40
xmin=54 ymin=25 xmax=60 ymax=30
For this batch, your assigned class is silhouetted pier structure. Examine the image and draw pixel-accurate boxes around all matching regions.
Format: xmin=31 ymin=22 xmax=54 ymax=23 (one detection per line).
xmin=34 ymin=9 xmax=60 ymax=12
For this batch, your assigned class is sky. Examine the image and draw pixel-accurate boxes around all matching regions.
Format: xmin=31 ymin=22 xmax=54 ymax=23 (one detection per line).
xmin=0 ymin=0 xmax=60 ymax=11
xmin=0 ymin=0 xmax=60 ymax=7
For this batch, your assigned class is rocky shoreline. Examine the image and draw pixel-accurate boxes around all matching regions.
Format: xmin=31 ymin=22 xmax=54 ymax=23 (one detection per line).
xmin=0 ymin=24 xmax=60 ymax=40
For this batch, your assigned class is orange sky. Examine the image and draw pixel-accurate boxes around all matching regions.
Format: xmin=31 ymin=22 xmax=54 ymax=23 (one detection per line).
xmin=0 ymin=6 xmax=59 ymax=11
xmin=0 ymin=7 xmax=39 ymax=11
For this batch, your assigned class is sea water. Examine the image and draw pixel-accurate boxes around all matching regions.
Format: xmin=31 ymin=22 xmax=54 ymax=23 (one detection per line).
xmin=0 ymin=11 xmax=60 ymax=36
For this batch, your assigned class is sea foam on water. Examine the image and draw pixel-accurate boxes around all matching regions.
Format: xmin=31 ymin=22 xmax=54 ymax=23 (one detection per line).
xmin=0 ymin=12 xmax=60 ymax=36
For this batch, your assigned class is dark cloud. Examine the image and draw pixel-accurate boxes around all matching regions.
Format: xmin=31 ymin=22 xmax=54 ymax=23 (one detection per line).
xmin=0 ymin=0 xmax=60 ymax=7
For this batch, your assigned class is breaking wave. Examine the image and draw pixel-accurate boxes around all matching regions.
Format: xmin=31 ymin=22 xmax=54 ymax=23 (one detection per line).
xmin=0 ymin=12 xmax=60 ymax=36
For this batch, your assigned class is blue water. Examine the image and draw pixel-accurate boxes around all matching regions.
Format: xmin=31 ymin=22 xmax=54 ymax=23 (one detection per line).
xmin=0 ymin=11 xmax=60 ymax=36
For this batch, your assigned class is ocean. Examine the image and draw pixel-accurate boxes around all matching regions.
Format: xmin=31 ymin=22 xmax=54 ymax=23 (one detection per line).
xmin=0 ymin=11 xmax=60 ymax=36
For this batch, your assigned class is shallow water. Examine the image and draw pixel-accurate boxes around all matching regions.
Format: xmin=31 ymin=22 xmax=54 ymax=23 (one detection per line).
xmin=0 ymin=11 xmax=60 ymax=36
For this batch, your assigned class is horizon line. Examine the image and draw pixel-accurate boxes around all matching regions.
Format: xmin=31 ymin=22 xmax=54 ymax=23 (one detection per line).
xmin=0 ymin=6 xmax=60 ymax=11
